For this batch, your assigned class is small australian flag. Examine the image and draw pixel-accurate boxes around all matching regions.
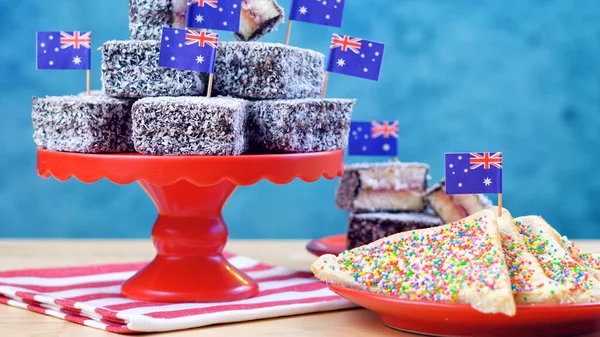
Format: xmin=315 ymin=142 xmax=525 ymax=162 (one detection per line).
xmin=36 ymin=31 xmax=91 ymax=70
xmin=326 ymin=33 xmax=385 ymax=81
xmin=348 ymin=121 xmax=398 ymax=156
xmin=445 ymin=152 xmax=503 ymax=194
xmin=289 ymin=0 xmax=346 ymax=27
xmin=186 ymin=0 xmax=242 ymax=32
xmin=158 ymin=27 xmax=218 ymax=73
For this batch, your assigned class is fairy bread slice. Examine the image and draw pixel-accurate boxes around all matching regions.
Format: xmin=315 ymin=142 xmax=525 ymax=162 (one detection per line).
xmin=312 ymin=209 xmax=516 ymax=316
xmin=515 ymin=216 xmax=600 ymax=303
xmin=494 ymin=208 xmax=573 ymax=304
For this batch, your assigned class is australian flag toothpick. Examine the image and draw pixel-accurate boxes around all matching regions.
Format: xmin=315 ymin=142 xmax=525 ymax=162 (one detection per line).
xmin=326 ymin=33 xmax=385 ymax=81
xmin=289 ymin=0 xmax=346 ymax=27
xmin=158 ymin=27 xmax=219 ymax=73
xmin=348 ymin=121 xmax=398 ymax=156
xmin=186 ymin=0 xmax=242 ymax=32
xmin=36 ymin=31 xmax=91 ymax=70
xmin=445 ymin=152 xmax=503 ymax=195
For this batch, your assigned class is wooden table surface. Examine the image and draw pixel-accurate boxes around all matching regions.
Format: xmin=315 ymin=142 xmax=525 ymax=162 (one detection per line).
xmin=1 ymin=239 xmax=599 ymax=337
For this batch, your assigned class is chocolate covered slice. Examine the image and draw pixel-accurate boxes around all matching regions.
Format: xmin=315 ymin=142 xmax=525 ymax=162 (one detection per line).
xmin=214 ymin=42 xmax=324 ymax=99
xmin=101 ymin=40 xmax=207 ymax=98
xmin=245 ymin=98 xmax=355 ymax=153
xmin=32 ymin=94 xmax=135 ymax=153
xmin=425 ymin=179 xmax=493 ymax=224
xmin=132 ymin=96 xmax=247 ymax=156
xmin=347 ymin=212 xmax=444 ymax=249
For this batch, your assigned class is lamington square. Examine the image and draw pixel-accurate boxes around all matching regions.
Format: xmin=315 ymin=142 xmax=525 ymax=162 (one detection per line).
xmin=128 ymin=0 xmax=187 ymax=40
xmin=335 ymin=161 xmax=430 ymax=213
xmin=32 ymin=94 xmax=135 ymax=153
xmin=214 ymin=42 xmax=325 ymax=99
xmin=132 ymin=97 xmax=247 ymax=156
xmin=246 ymin=98 xmax=355 ymax=153
xmin=101 ymin=40 xmax=207 ymax=98
xmin=425 ymin=179 xmax=493 ymax=224
xmin=347 ymin=212 xmax=444 ymax=249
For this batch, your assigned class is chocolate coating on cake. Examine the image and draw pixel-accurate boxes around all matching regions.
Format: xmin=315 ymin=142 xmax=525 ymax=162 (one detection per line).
xmin=32 ymin=94 xmax=135 ymax=153
xmin=425 ymin=179 xmax=493 ymax=223
xmin=132 ymin=96 xmax=247 ymax=156
xmin=335 ymin=161 xmax=430 ymax=213
xmin=347 ymin=212 xmax=444 ymax=249
xmin=129 ymin=0 xmax=187 ymax=40
xmin=235 ymin=0 xmax=285 ymax=41
xmin=214 ymin=42 xmax=324 ymax=99
xmin=101 ymin=40 xmax=207 ymax=98
xmin=245 ymin=98 xmax=355 ymax=153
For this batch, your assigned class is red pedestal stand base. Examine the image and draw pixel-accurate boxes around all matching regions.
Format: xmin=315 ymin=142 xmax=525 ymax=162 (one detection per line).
xmin=122 ymin=180 xmax=258 ymax=302
xmin=37 ymin=149 xmax=344 ymax=303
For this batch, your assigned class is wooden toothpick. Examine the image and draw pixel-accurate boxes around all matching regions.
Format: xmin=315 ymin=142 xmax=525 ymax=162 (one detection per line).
xmin=86 ymin=70 xmax=91 ymax=95
xmin=497 ymin=193 xmax=503 ymax=217
xmin=206 ymin=73 xmax=214 ymax=98
xmin=320 ymin=72 xmax=330 ymax=99
xmin=284 ymin=20 xmax=293 ymax=45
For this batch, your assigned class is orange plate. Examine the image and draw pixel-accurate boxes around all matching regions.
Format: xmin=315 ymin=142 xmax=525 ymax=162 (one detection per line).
xmin=37 ymin=149 xmax=344 ymax=186
xmin=329 ymin=284 xmax=600 ymax=337
xmin=306 ymin=234 xmax=347 ymax=256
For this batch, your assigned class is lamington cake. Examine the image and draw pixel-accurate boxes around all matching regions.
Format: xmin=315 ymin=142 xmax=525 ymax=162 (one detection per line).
xmin=426 ymin=179 xmax=493 ymax=223
xmin=335 ymin=161 xmax=430 ymax=213
xmin=129 ymin=0 xmax=284 ymax=41
xmin=101 ymin=40 xmax=207 ymax=98
xmin=132 ymin=96 xmax=247 ymax=155
xmin=32 ymin=94 xmax=135 ymax=153
xmin=347 ymin=212 xmax=443 ymax=249
xmin=246 ymin=98 xmax=355 ymax=153
xmin=214 ymin=42 xmax=325 ymax=99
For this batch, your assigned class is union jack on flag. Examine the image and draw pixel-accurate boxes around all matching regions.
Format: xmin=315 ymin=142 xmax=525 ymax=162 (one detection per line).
xmin=445 ymin=152 xmax=503 ymax=195
xmin=326 ymin=33 xmax=385 ymax=81
xmin=348 ymin=121 xmax=398 ymax=156
xmin=36 ymin=31 xmax=91 ymax=70
xmin=158 ymin=27 xmax=218 ymax=73
xmin=186 ymin=0 xmax=242 ymax=32
xmin=188 ymin=0 xmax=219 ymax=8
xmin=371 ymin=120 xmax=399 ymax=139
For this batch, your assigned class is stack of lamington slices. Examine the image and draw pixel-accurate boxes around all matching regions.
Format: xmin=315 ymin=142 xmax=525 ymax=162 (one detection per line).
xmin=32 ymin=0 xmax=356 ymax=156
xmin=335 ymin=161 xmax=493 ymax=249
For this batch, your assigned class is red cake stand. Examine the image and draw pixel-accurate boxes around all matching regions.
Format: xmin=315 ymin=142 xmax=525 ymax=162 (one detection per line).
xmin=36 ymin=149 xmax=344 ymax=303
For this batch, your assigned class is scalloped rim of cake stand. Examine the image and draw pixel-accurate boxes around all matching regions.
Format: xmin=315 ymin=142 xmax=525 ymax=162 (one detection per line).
xmin=36 ymin=149 xmax=344 ymax=186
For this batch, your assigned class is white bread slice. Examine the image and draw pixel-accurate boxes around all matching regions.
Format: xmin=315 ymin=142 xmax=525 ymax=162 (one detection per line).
xmin=491 ymin=208 xmax=573 ymax=304
xmin=526 ymin=216 xmax=600 ymax=281
xmin=312 ymin=209 xmax=516 ymax=316
xmin=514 ymin=216 xmax=600 ymax=303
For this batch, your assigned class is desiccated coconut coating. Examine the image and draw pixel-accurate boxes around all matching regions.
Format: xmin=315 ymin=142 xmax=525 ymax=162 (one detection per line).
xmin=32 ymin=94 xmax=135 ymax=153
xmin=245 ymin=98 xmax=355 ymax=153
xmin=214 ymin=42 xmax=325 ymax=99
xmin=132 ymin=96 xmax=247 ymax=156
xmin=347 ymin=212 xmax=443 ymax=249
xmin=129 ymin=0 xmax=187 ymax=40
xmin=101 ymin=40 xmax=207 ymax=98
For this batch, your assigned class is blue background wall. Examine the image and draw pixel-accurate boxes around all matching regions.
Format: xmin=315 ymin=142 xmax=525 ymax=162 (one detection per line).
xmin=1 ymin=0 xmax=599 ymax=239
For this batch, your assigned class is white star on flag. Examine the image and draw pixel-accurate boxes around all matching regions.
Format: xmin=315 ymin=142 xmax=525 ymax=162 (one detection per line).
xmin=458 ymin=183 xmax=463 ymax=187
xmin=336 ymin=58 xmax=345 ymax=67
xmin=196 ymin=55 xmax=204 ymax=63
xmin=196 ymin=15 xmax=204 ymax=23
xmin=72 ymin=56 xmax=82 ymax=65
xmin=299 ymin=6 xmax=308 ymax=14
xmin=483 ymin=177 xmax=492 ymax=186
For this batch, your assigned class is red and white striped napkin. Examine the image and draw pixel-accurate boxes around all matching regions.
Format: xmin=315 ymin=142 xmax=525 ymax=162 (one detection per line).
xmin=0 ymin=252 xmax=355 ymax=333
